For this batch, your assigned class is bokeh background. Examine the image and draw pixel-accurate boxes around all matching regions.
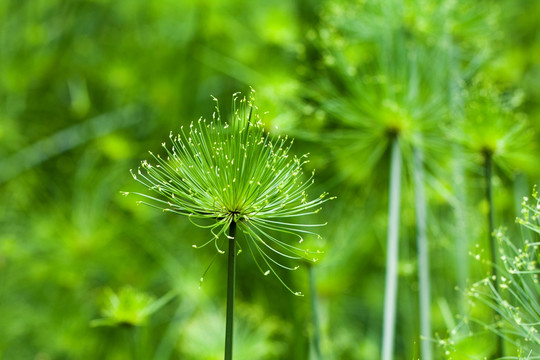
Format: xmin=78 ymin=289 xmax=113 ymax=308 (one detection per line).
xmin=1 ymin=0 xmax=539 ymax=359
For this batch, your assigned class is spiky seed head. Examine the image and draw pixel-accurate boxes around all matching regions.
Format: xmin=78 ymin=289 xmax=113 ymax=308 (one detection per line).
xmin=127 ymin=90 xmax=331 ymax=294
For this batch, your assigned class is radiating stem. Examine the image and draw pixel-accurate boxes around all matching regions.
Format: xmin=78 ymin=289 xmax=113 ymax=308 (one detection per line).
xmin=413 ymin=147 xmax=432 ymax=360
xmin=225 ymin=221 xmax=237 ymax=360
xmin=382 ymin=137 xmax=402 ymax=360
xmin=309 ymin=264 xmax=322 ymax=360
xmin=484 ymin=151 xmax=503 ymax=357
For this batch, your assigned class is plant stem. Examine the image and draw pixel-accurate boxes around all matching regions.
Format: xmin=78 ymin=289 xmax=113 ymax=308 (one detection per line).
xmin=513 ymin=173 xmax=532 ymax=240
xmin=308 ymin=264 xmax=322 ymax=360
xmin=382 ymin=137 xmax=402 ymax=360
xmin=452 ymin=144 xmax=469 ymax=313
xmin=225 ymin=221 xmax=237 ymax=360
xmin=448 ymin=39 xmax=469 ymax=314
xmin=484 ymin=152 xmax=503 ymax=357
xmin=413 ymin=147 xmax=432 ymax=360
xmin=484 ymin=153 xmax=496 ymax=275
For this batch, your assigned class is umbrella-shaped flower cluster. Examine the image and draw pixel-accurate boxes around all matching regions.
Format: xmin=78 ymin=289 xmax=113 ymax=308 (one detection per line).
xmin=125 ymin=90 xmax=331 ymax=294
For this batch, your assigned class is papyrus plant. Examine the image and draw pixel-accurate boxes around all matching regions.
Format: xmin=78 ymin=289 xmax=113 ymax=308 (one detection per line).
xmin=448 ymin=187 xmax=540 ymax=359
xmin=303 ymin=2 xmax=452 ymax=356
xmin=125 ymin=90 xmax=331 ymax=359
xmin=456 ymin=84 xmax=534 ymax=357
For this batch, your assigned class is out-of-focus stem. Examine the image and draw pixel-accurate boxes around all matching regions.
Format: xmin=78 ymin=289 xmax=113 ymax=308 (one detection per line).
xmin=382 ymin=137 xmax=402 ymax=360
xmin=484 ymin=151 xmax=503 ymax=358
xmin=413 ymin=147 xmax=432 ymax=360
xmin=309 ymin=264 xmax=322 ymax=360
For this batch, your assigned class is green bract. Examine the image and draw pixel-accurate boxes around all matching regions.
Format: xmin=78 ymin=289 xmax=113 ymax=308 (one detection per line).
xmin=126 ymin=90 xmax=331 ymax=294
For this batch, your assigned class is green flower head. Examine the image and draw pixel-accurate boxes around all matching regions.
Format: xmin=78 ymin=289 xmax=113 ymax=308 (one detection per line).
xmin=458 ymin=83 xmax=535 ymax=175
xmin=125 ymin=90 xmax=332 ymax=294
xmin=90 ymin=287 xmax=156 ymax=327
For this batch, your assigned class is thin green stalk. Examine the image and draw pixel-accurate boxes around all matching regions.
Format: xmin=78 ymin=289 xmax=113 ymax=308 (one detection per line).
xmin=484 ymin=151 xmax=503 ymax=357
xmin=153 ymin=299 xmax=196 ymax=360
xmin=448 ymin=29 xmax=470 ymax=314
xmin=513 ymin=173 xmax=526 ymax=216
xmin=484 ymin=152 xmax=496 ymax=273
xmin=124 ymin=327 xmax=138 ymax=360
xmin=513 ymin=173 xmax=532 ymax=241
xmin=382 ymin=137 xmax=402 ymax=360
xmin=225 ymin=221 xmax=237 ymax=360
xmin=413 ymin=148 xmax=432 ymax=360
xmin=452 ymin=144 xmax=470 ymax=312
xmin=308 ymin=264 xmax=322 ymax=360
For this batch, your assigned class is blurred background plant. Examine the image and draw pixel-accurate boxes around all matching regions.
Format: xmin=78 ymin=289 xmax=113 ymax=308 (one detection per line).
xmin=445 ymin=187 xmax=540 ymax=359
xmin=0 ymin=0 xmax=539 ymax=359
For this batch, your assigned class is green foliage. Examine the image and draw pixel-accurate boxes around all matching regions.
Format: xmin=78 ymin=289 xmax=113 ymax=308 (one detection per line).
xmin=0 ymin=0 xmax=539 ymax=359
xmin=448 ymin=189 xmax=540 ymax=358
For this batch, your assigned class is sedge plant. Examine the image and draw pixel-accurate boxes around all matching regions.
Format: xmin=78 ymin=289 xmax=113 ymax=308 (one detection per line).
xmin=451 ymin=187 xmax=540 ymax=359
xmin=90 ymin=286 xmax=177 ymax=359
xmin=124 ymin=90 xmax=331 ymax=360
xmin=457 ymin=83 xmax=534 ymax=357
xmin=301 ymin=1 xmax=454 ymax=356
